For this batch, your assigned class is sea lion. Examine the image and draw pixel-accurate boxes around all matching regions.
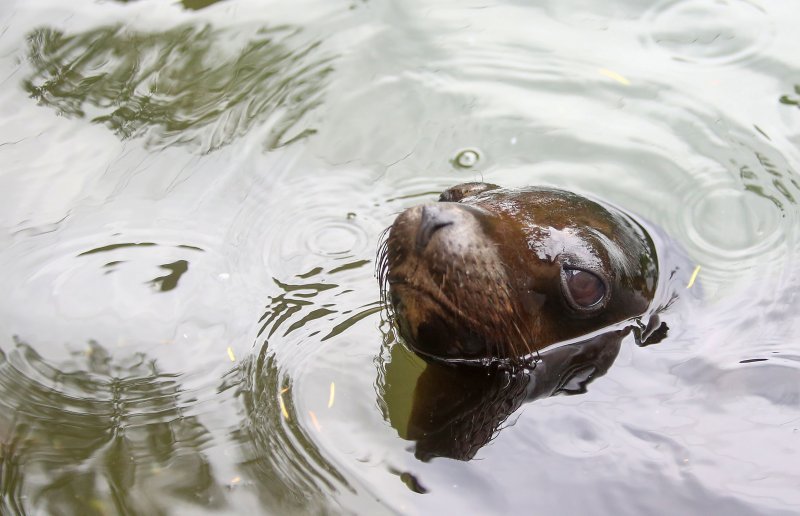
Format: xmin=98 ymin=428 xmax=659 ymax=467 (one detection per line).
xmin=378 ymin=182 xmax=664 ymax=366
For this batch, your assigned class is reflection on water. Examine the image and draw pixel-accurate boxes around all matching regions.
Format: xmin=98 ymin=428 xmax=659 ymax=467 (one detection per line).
xmin=234 ymin=258 xmax=384 ymax=513
xmin=148 ymin=260 xmax=189 ymax=292
xmin=24 ymin=23 xmax=332 ymax=153
xmin=114 ymin=0 xmax=229 ymax=8
xmin=381 ymin=329 xmax=662 ymax=461
xmin=0 ymin=338 xmax=222 ymax=514
xmin=235 ymin=344 xmax=351 ymax=514
xmin=779 ymin=85 xmax=800 ymax=108
xmin=256 ymin=264 xmax=380 ymax=341
xmin=179 ymin=0 xmax=229 ymax=10
xmin=2 ymin=0 xmax=800 ymax=513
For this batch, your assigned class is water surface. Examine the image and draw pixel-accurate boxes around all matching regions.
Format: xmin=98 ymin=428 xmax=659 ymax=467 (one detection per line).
xmin=1 ymin=0 xmax=799 ymax=514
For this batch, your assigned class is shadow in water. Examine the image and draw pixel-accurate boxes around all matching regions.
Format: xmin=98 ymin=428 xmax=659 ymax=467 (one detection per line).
xmin=0 ymin=338 xmax=223 ymax=515
xmin=23 ymin=23 xmax=333 ymax=153
xmin=381 ymin=331 xmax=637 ymax=461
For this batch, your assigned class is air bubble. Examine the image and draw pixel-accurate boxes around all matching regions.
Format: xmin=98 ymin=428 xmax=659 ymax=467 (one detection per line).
xmin=453 ymin=149 xmax=480 ymax=169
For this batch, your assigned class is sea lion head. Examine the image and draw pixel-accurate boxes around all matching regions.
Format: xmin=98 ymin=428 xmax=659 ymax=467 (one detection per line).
xmin=378 ymin=182 xmax=659 ymax=365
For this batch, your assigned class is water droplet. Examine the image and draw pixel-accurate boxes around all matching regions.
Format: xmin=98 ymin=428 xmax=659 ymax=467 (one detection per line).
xmin=453 ymin=149 xmax=480 ymax=169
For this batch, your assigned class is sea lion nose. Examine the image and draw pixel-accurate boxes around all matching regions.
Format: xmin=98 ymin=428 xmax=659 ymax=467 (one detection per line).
xmin=416 ymin=205 xmax=455 ymax=250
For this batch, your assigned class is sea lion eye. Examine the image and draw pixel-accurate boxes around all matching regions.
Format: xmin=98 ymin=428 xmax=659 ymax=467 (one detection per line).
xmin=562 ymin=268 xmax=606 ymax=310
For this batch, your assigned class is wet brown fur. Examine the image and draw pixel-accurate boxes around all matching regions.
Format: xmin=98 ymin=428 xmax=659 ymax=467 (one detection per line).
xmin=378 ymin=183 xmax=659 ymax=366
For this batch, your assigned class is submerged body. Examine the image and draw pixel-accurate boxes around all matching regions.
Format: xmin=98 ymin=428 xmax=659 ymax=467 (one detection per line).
xmin=380 ymin=182 xmax=660 ymax=365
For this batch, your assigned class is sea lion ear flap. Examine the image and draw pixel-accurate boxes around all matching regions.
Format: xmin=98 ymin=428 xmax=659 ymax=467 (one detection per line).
xmin=439 ymin=182 xmax=501 ymax=202
xmin=634 ymin=314 xmax=669 ymax=347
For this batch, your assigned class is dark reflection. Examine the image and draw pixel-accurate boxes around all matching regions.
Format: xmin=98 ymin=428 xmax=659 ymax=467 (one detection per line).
xmin=181 ymin=0 xmax=228 ymax=9
xmin=114 ymin=0 xmax=228 ymax=8
xmin=0 ymin=431 xmax=24 ymax=515
xmin=78 ymin=242 xmax=158 ymax=256
xmin=148 ymin=259 xmax=189 ymax=292
xmin=0 ymin=338 xmax=224 ymax=514
xmin=233 ymin=343 xmax=352 ymax=513
xmin=230 ymin=261 xmax=381 ymax=511
xmin=381 ymin=332 xmax=629 ymax=461
xmin=258 ymin=273 xmax=338 ymax=339
xmin=736 ymin=148 xmax=800 ymax=210
xmin=24 ymin=23 xmax=333 ymax=153
xmin=257 ymin=262 xmax=379 ymax=340
xmin=779 ymin=85 xmax=800 ymax=107
xmin=74 ymin=240 xmax=202 ymax=292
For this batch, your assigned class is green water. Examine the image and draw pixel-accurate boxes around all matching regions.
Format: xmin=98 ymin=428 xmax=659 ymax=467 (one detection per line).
xmin=1 ymin=0 xmax=799 ymax=514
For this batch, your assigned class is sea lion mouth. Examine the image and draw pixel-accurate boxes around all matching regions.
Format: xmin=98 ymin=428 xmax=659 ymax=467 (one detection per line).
xmin=382 ymin=273 xmax=531 ymax=364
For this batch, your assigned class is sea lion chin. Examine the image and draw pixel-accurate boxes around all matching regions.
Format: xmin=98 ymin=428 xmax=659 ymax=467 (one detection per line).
xmin=378 ymin=182 xmax=660 ymax=365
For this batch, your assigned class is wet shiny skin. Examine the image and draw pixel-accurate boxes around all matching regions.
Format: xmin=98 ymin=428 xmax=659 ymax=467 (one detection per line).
xmin=382 ymin=182 xmax=659 ymax=363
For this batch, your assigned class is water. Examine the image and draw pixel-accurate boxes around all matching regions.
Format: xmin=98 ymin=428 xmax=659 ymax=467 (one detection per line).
xmin=1 ymin=0 xmax=799 ymax=513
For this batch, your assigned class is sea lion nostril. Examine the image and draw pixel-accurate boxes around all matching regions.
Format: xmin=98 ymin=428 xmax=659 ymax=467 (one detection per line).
xmin=416 ymin=205 xmax=455 ymax=250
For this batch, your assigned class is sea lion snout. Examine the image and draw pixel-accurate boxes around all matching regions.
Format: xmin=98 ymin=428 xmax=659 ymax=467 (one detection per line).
xmin=416 ymin=205 xmax=455 ymax=250
xmin=389 ymin=203 xmax=492 ymax=265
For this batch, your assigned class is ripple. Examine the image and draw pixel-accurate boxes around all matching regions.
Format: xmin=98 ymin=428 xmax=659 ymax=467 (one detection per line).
xmin=258 ymin=200 xmax=379 ymax=277
xmin=644 ymin=0 xmax=774 ymax=65
xmin=305 ymin=216 xmax=370 ymax=258
xmin=3 ymin=1 xmax=799 ymax=512
xmin=0 ymin=338 xmax=225 ymax=514
xmin=680 ymin=181 xmax=784 ymax=261
xmin=0 ymin=221 xmax=247 ymax=360
xmin=23 ymin=22 xmax=334 ymax=153
xmin=12 ymin=231 xmax=209 ymax=317
xmin=452 ymin=148 xmax=481 ymax=169
xmin=223 ymin=170 xmax=388 ymax=279
xmin=315 ymin=8 xmax=800 ymax=306
xmin=338 ymin=36 xmax=800 ymax=302
xmin=533 ymin=414 xmax=610 ymax=459
xmin=231 ymin=168 xmax=398 ymax=512
xmin=235 ymin=343 xmax=354 ymax=513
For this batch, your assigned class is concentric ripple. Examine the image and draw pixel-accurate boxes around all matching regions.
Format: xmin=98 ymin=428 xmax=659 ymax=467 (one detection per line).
xmin=0 ymin=220 xmax=249 ymax=366
xmin=258 ymin=194 xmax=378 ymax=276
xmin=681 ymin=181 xmax=784 ymax=259
xmin=223 ymin=168 xmax=390 ymax=280
xmin=0 ymin=338 xmax=225 ymax=514
xmin=644 ymin=0 xmax=774 ymax=65
xmin=2 ymin=0 xmax=800 ymax=513
xmin=235 ymin=344 xmax=354 ymax=513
